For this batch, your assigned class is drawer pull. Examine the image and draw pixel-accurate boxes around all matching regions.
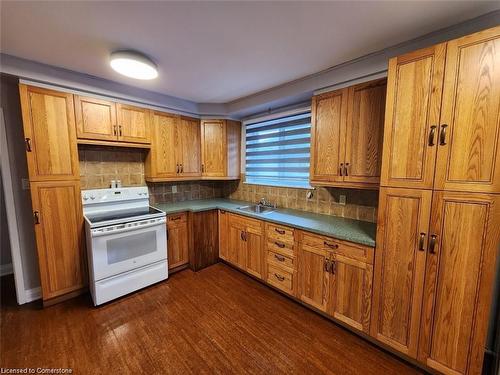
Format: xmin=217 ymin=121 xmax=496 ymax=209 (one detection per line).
xmin=275 ymin=228 xmax=285 ymax=235
xmin=324 ymin=241 xmax=338 ymax=249
xmin=274 ymin=241 xmax=285 ymax=248
xmin=25 ymin=138 xmax=32 ymax=152
xmin=274 ymin=254 xmax=285 ymax=262
xmin=274 ymin=273 xmax=285 ymax=281
xmin=170 ymin=216 xmax=181 ymax=221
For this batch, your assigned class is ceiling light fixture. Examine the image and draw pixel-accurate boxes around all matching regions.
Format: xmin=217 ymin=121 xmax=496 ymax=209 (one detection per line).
xmin=110 ymin=50 xmax=158 ymax=80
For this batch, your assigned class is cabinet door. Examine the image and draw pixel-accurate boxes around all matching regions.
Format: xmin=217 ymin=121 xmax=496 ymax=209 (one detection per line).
xmin=19 ymin=85 xmax=79 ymax=181
xmin=201 ymin=120 xmax=226 ymax=177
xmin=245 ymin=223 xmax=264 ymax=279
xmin=228 ymin=220 xmax=246 ymax=268
xmin=116 ymin=103 xmax=150 ymax=144
xmin=434 ymin=26 xmax=500 ymax=193
xmin=329 ymin=255 xmax=373 ymax=333
xmin=218 ymin=210 xmax=230 ymax=260
xmin=179 ymin=117 xmax=201 ymax=177
xmin=74 ymin=95 xmax=117 ymax=141
xmin=343 ymin=79 xmax=386 ymax=186
xmin=167 ymin=213 xmax=189 ymax=270
xmin=380 ymin=44 xmax=446 ymax=189
xmin=147 ymin=111 xmax=179 ymax=178
xmin=310 ymin=89 xmax=347 ymax=183
xmin=370 ymin=187 xmax=432 ymax=358
xmin=297 ymin=242 xmax=330 ymax=312
xmin=30 ymin=180 xmax=86 ymax=300
xmin=418 ymin=191 xmax=500 ymax=375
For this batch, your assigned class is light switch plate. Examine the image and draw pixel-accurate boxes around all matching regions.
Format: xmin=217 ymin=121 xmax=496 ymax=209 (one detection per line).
xmin=339 ymin=194 xmax=346 ymax=205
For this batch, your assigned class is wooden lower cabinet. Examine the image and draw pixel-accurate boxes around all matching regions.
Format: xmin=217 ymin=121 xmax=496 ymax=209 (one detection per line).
xmin=218 ymin=210 xmax=230 ymax=261
xmin=189 ymin=210 xmax=219 ymax=271
xmin=166 ymin=213 xmax=189 ymax=270
xmin=30 ymin=180 xmax=86 ymax=301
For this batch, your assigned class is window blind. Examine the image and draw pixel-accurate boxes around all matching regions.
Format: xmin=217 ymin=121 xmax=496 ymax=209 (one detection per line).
xmin=245 ymin=111 xmax=311 ymax=188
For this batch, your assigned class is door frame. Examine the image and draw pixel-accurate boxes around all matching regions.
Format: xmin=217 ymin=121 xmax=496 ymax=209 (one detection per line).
xmin=0 ymin=108 xmax=27 ymax=304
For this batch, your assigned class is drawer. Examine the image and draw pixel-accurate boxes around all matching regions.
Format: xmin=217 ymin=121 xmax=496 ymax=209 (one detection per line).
xmin=267 ymin=265 xmax=293 ymax=294
xmin=267 ymin=250 xmax=294 ymax=271
xmin=267 ymin=240 xmax=294 ymax=258
xmin=266 ymin=223 xmax=295 ymax=244
xmin=229 ymin=213 xmax=263 ymax=234
xmin=167 ymin=212 xmax=187 ymax=225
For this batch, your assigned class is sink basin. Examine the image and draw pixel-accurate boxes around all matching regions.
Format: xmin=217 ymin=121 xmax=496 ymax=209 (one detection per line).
xmin=237 ymin=205 xmax=276 ymax=214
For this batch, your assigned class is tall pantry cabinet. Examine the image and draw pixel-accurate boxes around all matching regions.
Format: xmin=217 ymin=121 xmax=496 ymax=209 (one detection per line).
xmin=19 ymin=84 xmax=86 ymax=304
xmin=371 ymin=26 xmax=500 ymax=375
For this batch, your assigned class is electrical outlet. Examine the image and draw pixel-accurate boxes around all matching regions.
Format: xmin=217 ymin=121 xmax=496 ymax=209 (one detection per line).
xmin=172 ymin=185 xmax=177 ymax=193
xmin=21 ymin=178 xmax=30 ymax=190
xmin=339 ymin=194 xmax=346 ymax=206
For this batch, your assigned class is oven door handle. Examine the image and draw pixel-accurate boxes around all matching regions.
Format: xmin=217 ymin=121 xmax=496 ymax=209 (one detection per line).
xmin=91 ymin=220 xmax=165 ymax=237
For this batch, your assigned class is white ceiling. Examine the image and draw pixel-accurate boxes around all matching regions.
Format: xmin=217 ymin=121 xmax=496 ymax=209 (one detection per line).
xmin=1 ymin=1 xmax=499 ymax=103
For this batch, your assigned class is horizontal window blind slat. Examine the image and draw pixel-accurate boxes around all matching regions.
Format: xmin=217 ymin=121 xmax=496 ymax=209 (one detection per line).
xmin=246 ymin=119 xmax=311 ymax=135
xmin=246 ymin=127 xmax=311 ymax=142
xmin=246 ymin=157 xmax=310 ymax=164
xmin=246 ymin=138 xmax=310 ymax=149
xmin=246 ymin=147 xmax=310 ymax=157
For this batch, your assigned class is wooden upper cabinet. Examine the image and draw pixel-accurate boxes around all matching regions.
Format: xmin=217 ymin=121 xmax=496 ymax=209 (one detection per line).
xmin=344 ymin=79 xmax=386 ymax=186
xmin=201 ymin=119 xmax=241 ymax=179
xmin=434 ymin=27 xmax=500 ymax=193
xmin=74 ymin=95 xmax=117 ymax=141
xmin=30 ymin=180 xmax=86 ymax=300
xmin=178 ymin=117 xmax=201 ymax=177
xmin=310 ymin=89 xmax=347 ymax=183
xmin=167 ymin=213 xmax=189 ymax=270
xmin=116 ymin=103 xmax=150 ymax=144
xmin=371 ymin=187 xmax=432 ymax=358
xmin=19 ymin=84 xmax=79 ymax=181
xmin=418 ymin=191 xmax=500 ymax=375
xmin=380 ymin=44 xmax=446 ymax=189
xmin=145 ymin=111 xmax=178 ymax=179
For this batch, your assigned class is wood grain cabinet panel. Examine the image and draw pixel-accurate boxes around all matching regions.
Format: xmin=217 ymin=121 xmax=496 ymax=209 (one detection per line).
xmin=418 ymin=191 xmax=500 ymax=375
xmin=344 ymin=79 xmax=386 ymax=186
xmin=74 ymin=95 xmax=117 ymax=141
xmin=218 ymin=210 xmax=230 ymax=261
xmin=178 ymin=116 xmax=201 ymax=177
xmin=189 ymin=210 xmax=219 ymax=271
xmin=30 ymin=180 xmax=86 ymax=300
xmin=434 ymin=27 xmax=500 ymax=193
xmin=19 ymin=84 xmax=80 ymax=181
xmin=167 ymin=213 xmax=189 ymax=270
xmin=380 ymin=44 xmax=446 ymax=189
xmin=310 ymin=89 xmax=347 ymax=183
xmin=116 ymin=103 xmax=150 ymax=144
xmin=228 ymin=219 xmax=247 ymax=269
xmin=201 ymin=119 xmax=241 ymax=179
xmin=371 ymin=187 xmax=432 ymax=358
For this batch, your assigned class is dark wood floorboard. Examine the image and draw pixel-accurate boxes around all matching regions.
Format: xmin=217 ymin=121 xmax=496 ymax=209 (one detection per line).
xmin=0 ymin=264 xmax=423 ymax=374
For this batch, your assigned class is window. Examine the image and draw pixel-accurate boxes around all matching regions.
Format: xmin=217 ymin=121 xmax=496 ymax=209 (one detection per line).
xmin=245 ymin=111 xmax=311 ymax=188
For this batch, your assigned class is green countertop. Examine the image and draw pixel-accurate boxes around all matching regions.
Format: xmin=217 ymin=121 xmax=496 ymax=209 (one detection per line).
xmin=153 ymin=198 xmax=376 ymax=247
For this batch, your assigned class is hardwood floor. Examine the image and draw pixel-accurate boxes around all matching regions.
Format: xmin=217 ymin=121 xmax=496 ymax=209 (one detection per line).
xmin=1 ymin=264 xmax=423 ymax=374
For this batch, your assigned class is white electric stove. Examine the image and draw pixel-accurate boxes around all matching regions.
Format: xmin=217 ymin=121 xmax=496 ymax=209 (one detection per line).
xmin=82 ymin=186 xmax=168 ymax=305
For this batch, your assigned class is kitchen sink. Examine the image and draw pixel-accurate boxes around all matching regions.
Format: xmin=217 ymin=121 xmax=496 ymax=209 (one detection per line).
xmin=237 ymin=204 xmax=276 ymax=214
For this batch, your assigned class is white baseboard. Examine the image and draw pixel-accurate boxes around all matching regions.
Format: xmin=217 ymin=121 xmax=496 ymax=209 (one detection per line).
xmin=25 ymin=286 xmax=42 ymax=303
xmin=0 ymin=263 xmax=13 ymax=277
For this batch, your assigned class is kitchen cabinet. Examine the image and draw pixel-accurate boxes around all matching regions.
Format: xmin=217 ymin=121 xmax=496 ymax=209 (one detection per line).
xmin=381 ymin=26 xmax=500 ymax=193
xmin=310 ymin=78 xmax=386 ymax=189
xmin=189 ymin=210 xmax=219 ymax=271
xmin=225 ymin=213 xmax=265 ymax=279
xmin=417 ymin=191 xmax=500 ymax=375
xmin=167 ymin=212 xmax=189 ymax=271
xmin=145 ymin=112 xmax=201 ymax=181
xmin=265 ymin=223 xmax=296 ymax=295
xmin=371 ymin=187 xmax=432 ymax=357
xmin=201 ymin=119 xmax=241 ymax=179
xmin=30 ymin=180 xmax=86 ymax=301
xmin=116 ymin=103 xmax=150 ymax=144
xmin=74 ymin=95 xmax=117 ymax=141
xmin=19 ymin=84 xmax=80 ymax=182
xmin=218 ymin=210 xmax=230 ymax=261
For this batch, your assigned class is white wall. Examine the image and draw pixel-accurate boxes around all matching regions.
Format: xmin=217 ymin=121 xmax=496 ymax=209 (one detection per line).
xmin=0 ymin=171 xmax=13 ymax=271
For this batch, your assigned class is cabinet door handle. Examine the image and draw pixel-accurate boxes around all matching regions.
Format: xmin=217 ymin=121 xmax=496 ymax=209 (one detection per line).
xmin=33 ymin=211 xmax=40 ymax=224
xmin=274 ymin=254 xmax=285 ymax=262
xmin=428 ymin=125 xmax=437 ymax=146
xmin=323 ymin=241 xmax=338 ymax=249
xmin=240 ymin=231 xmax=245 ymax=241
xmin=418 ymin=232 xmax=426 ymax=251
xmin=275 ymin=228 xmax=285 ymax=235
xmin=176 ymin=164 xmax=179 ymax=173
xmin=25 ymin=138 xmax=32 ymax=152
xmin=429 ymin=234 xmax=438 ymax=254
xmin=119 ymin=125 xmax=123 ymax=136
xmin=274 ymin=241 xmax=285 ymax=248
xmin=201 ymin=164 xmax=205 ymax=173
xmin=330 ymin=260 xmax=336 ymax=274
xmin=274 ymin=273 xmax=285 ymax=281
xmin=339 ymin=163 xmax=344 ymax=176
xmin=344 ymin=163 xmax=349 ymax=176
xmin=171 ymin=216 xmax=181 ymax=221
xmin=439 ymin=124 xmax=448 ymax=145
xmin=324 ymin=259 xmax=330 ymax=272
xmin=113 ymin=125 xmax=117 ymax=136
xmin=180 ymin=164 xmax=183 ymax=173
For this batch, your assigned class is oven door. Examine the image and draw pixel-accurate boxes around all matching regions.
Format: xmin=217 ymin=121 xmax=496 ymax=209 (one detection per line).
xmin=89 ymin=217 xmax=167 ymax=281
